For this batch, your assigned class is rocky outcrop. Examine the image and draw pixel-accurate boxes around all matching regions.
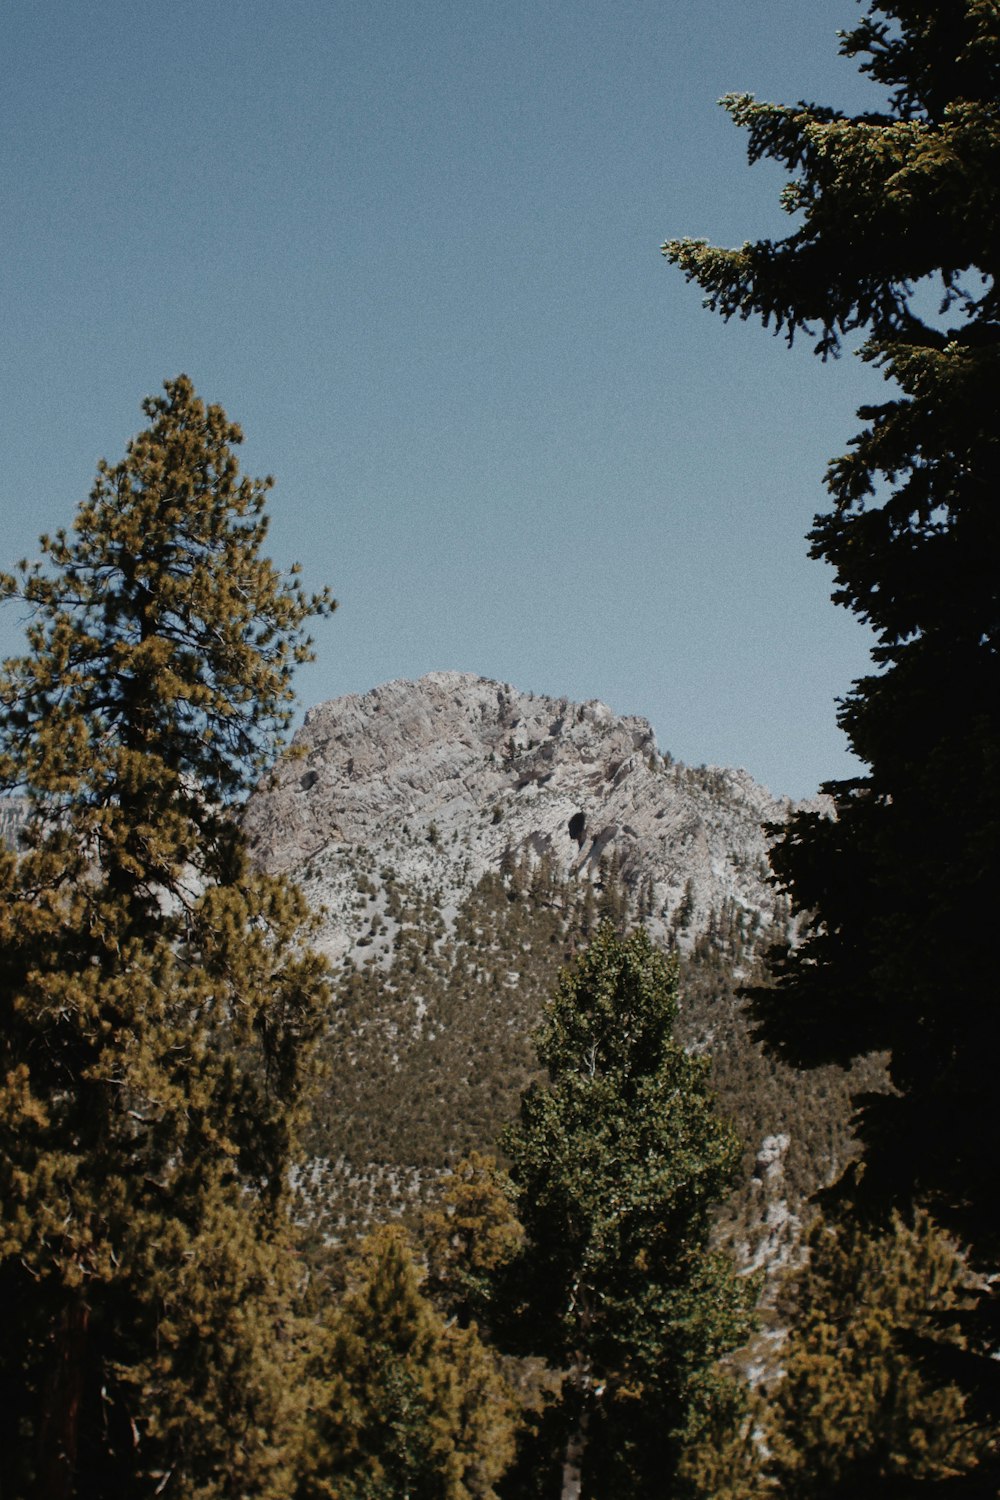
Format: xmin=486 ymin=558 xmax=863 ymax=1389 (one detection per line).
xmin=244 ymin=671 xmax=805 ymax=964
xmin=0 ymin=798 xmax=27 ymax=851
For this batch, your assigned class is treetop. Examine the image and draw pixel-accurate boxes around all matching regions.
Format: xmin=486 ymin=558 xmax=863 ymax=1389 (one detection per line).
xmin=663 ymin=3 xmax=1000 ymax=358
xmin=0 ymin=375 xmax=336 ymax=814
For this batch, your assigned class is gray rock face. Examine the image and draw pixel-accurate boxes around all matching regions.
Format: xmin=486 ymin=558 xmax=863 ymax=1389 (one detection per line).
xmin=244 ymin=671 xmax=805 ymax=963
xmin=0 ymin=798 xmax=27 ymax=851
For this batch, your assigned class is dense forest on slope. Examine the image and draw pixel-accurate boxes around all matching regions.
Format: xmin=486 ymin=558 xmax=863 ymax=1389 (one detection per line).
xmin=295 ymin=847 xmax=883 ymax=1272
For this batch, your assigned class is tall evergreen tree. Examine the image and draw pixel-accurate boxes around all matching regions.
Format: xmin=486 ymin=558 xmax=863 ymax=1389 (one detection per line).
xmin=664 ymin=0 xmax=1000 ymax=1412
xmin=0 ymin=376 xmax=335 ymax=1497
xmin=498 ymin=925 xmax=756 ymax=1499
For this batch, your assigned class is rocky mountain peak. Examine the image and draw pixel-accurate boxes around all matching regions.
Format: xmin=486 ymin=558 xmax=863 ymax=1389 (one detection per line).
xmin=244 ymin=672 xmax=799 ymax=965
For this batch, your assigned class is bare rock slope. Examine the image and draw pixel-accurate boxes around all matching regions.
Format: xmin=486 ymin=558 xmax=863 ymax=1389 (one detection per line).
xmin=245 ymin=670 xmax=799 ymax=964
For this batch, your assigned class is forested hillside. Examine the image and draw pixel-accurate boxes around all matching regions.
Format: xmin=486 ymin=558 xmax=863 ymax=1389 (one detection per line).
xmin=248 ymin=687 xmax=881 ymax=1269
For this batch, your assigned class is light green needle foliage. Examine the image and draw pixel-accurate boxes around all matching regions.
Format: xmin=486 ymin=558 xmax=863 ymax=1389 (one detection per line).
xmin=766 ymin=1212 xmax=990 ymax=1497
xmin=0 ymin=377 xmax=334 ymax=1497
xmin=499 ymin=924 xmax=757 ymax=1498
xmin=304 ymin=1224 xmax=517 ymax=1500
xmin=420 ymin=1151 xmax=526 ymax=1328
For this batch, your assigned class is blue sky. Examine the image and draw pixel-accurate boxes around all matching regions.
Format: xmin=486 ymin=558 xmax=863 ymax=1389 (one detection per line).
xmin=3 ymin=0 xmax=891 ymax=798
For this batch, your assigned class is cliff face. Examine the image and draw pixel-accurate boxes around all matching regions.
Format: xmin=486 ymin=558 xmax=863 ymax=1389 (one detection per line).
xmin=244 ymin=670 xmax=800 ymax=966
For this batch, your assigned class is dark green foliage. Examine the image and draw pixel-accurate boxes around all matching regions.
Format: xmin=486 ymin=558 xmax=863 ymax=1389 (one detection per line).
xmin=0 ymin=378 xmax=333 ymax=1497
xmin=674 ymin=1377 xmax=769 ymax=1500
xmin=679 ymin=941 xmax=885 ymax=1272
xmin=497 ymin=925 xmax=757 ymax=1498
xmin=665 ymin=0 xmax=1000 ymax=1438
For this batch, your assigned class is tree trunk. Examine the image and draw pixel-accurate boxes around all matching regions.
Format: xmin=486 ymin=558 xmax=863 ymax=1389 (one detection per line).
xmin=37 ymin=1296 xmax=89 ymax=1500
xmin=560 ymin=1421 xmax=586 ymax=1500
xmin=560 ymin=1363 xmax=590 ymax=1500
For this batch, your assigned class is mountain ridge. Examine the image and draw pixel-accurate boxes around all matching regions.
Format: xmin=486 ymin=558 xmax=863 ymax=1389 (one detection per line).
xmin=245 ymin=670 xmax=817 ymax=968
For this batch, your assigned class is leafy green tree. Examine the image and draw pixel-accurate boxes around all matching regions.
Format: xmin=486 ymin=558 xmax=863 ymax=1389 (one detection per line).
xmin=664 ymin=0 xmax=1000 ymax=1413
xmin=498 ymin=924 xmax=756 ymax=1499
xmin=765 ymin=1212 xmax=988 ymax=1496
xmin=0 ymin=376 xmax=334 ymax=1497
xmin=304 ymin=1224 xmax=517 ymax=1500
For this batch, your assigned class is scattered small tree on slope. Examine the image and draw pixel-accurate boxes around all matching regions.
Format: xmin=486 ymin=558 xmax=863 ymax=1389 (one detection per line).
xmin=0 ymin=376 xmax=334 ymax=1497
xmin=499 ymin=924 xmax=756 ymax=1499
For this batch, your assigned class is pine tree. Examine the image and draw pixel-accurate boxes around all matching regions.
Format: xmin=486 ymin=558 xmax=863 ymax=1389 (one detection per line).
xmin=304 ymin=1225 xmax=517 ymax=1500
xmin=0 ymin=376 xmax=334 ymax=1497
xmin=664 ymin=0 xmax=1000 ymax=1429
xmin=420 ymin=1152 xmax=525 ymax=1328
xmin=674 ymin=1378 xmax=768 ymax=1500
xmin=765 ymin=1212 xmax=988 ymax=1497
xmin=498 ymin=924 xmax=756 ymax=1499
